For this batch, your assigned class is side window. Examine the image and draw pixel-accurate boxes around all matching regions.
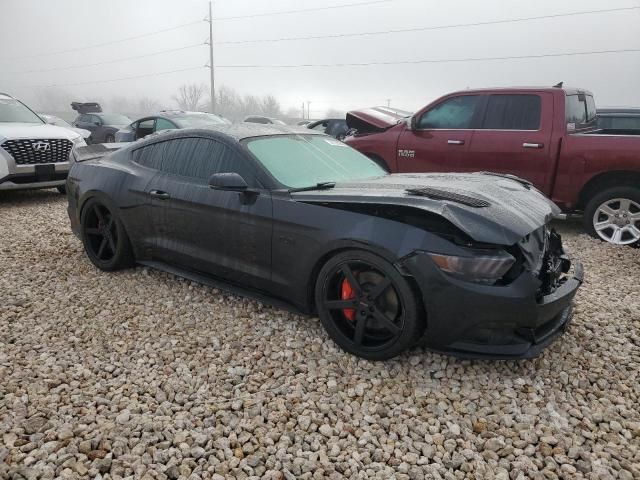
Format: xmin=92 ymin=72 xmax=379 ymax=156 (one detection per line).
xmin=132 ymin=143 xmax=165 ymax=170
xmin=90 ymin=115 xmax=101 ymax=125
xmin=418 ymin=95 xmax=480 ymax=129
xmin=155 ymin=118 xmax=176 ymax=132
xmin=161 ymin=138 xmax=256 ymax=184
xmin=78 ymin=114 xmax=90 ymax=123
xmin=481 ymin=94 xmax=541 ymax=130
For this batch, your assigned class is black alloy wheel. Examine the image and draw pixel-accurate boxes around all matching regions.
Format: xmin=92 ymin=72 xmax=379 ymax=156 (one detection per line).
xmin=81 ymin=199 xmax=133 ymax=271
xmin=315 ymin=250 xmax=423 ymax=360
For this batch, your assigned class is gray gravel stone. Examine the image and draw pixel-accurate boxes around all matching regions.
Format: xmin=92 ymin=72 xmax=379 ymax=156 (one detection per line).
xmin=0 ymin=192 xmax=638 ymax=479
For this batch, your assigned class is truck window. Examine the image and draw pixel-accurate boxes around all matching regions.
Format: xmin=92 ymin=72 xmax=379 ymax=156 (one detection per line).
xmin=418 ymin=95 xmax=480 ymax=129
xmin=566 ymin=94 xmax=597 ymax=130
xmin=481 ymin=94 xmax=541 ymax=130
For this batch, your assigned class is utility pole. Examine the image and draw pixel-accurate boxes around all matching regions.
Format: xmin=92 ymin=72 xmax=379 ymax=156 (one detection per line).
xmin=386 ymin=98 xmax=391 ymax=107
xmin=207 ymin=1 xmax=215 ymax=113
xmin=301 ymin=102 xmax=305 ymax=120
xmin=306 ymin=101 xmax=311 ymax=120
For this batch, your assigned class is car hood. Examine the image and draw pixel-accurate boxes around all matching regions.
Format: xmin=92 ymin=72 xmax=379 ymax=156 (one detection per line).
xmin=291 ymin=173 xmax=561 ymax=245
xmin=346 ymin=106 xmax=411 ymax=131
xmin=0 ymin=123 xmax=82 ymax=143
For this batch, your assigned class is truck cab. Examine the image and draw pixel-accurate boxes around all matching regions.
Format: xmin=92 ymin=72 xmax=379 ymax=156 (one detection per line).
xmin=345 ymin=87 xmax=640 ymax=245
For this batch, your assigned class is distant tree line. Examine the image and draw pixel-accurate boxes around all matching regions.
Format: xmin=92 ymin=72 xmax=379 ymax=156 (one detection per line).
xmin=32 ymin=84 xmax=342 ymax=122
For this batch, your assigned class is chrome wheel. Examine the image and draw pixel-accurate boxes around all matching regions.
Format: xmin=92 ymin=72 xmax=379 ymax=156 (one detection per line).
xmin=592 ymin=198 xmax=640 ymax=245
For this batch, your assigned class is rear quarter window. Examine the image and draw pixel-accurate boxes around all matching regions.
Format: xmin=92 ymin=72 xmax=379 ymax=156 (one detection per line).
xmin=481 ymin=94 xmax=541 ymax=130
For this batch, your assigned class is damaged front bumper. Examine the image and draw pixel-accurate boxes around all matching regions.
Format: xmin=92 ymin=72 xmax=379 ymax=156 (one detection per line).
xmin=401 ymin=250 xmax=584 ymax=359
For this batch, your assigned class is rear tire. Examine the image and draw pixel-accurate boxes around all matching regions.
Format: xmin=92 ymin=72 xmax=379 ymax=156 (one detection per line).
xmin=583 ymin=187 xmax=640 ymax=246
xmin=315 ymin=250 xmax=424 ymax=360
xmin=81 ymin=198 xmax=134 ymax=271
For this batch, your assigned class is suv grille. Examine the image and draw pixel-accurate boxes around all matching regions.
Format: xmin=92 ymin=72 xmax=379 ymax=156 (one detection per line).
xmin=1 ymin=139 xmax=73 ymax=165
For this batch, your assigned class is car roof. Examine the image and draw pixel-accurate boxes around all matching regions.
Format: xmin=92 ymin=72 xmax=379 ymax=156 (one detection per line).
xmin=138 ymin=124 xmax=325 ymax=144
xmin=448 ymin=86 xmax=593 ymax=96
xmin=597 ymin=108 xmax=640 ymax=115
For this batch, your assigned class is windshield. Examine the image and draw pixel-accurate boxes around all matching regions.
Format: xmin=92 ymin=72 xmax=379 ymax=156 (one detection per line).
xmin=100 ymin=113 xmax=131 ymax=125
xmin=0 ymin=96 xmax=44 ymax=124
xmin=245 ymin=134 xmax=386 ymax=188
xmin=175 ymin=113 xmax=230 ymax=128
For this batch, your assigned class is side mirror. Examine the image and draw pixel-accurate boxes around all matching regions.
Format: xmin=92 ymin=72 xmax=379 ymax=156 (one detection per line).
xmin=209 ymin=172 xmax=249 ymax=191
xmin=408 ymin=116 xmax=417 ymax=130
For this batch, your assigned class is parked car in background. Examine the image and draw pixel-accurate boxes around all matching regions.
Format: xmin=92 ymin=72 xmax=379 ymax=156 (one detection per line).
xmin=0 ymin=92 xmax=85 ymax=193
xmin=39 ymin=114 xmax=91 ymax=140
xmin=71 ymin=102 xmax=130 ymax=143
xmin=597 ymin=108 xmax=640 ymax=133
xmin=307 ymin=118 xmax=350 ymax=140
xmin=115 ymin=111 xmax=230 ymax=142
xmin=296 ymin=120 xmax=312 ymax=126
xmin=67 ymin=124 xmax=581 ymax=360
xmin=243 ymin=115 xmax=286 ymax=125
xmin=345 ymin=87 xmax=640 ymax=246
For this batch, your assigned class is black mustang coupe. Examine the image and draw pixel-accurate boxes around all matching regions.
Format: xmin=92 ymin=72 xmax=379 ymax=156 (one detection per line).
xmin=67 ymin=125 xmax=583 ymax=360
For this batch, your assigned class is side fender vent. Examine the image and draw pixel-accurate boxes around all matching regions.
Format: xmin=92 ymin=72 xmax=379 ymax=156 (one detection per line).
xmin=405 ymin=187 xmax=491 ymax=208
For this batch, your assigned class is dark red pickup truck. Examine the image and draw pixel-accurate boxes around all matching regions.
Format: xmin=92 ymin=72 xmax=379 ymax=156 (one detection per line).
xmin=345 ymin=87 xmax=640 ymax=246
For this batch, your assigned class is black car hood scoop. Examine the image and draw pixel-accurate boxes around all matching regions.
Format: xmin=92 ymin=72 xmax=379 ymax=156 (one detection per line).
xmin=405 ymin=186 xmax=491 ymax=208
xmin=292 ymin=173 xmax=560 ymax=246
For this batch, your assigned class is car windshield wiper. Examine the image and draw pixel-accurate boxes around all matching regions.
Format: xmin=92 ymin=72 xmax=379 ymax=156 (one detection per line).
xmin=288 ymin=182 xmax=336 ymax=193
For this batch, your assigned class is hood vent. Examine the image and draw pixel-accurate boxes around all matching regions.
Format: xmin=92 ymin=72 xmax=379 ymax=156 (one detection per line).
xmin=405 ymin=187 xmax=491 ymax=208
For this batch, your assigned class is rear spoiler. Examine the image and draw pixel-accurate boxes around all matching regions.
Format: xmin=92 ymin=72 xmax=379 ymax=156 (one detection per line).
xmin=75 ymin=143 xmax=124 ymax=162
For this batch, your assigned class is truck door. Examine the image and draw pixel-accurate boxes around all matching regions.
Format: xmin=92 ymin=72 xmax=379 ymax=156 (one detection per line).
xmin=396 ymin=94 xmax=482 ymax=173
xmin=466 ymin=93 xmax=554 ymax=193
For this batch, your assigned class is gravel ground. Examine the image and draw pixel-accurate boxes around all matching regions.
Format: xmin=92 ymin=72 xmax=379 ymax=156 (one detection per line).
xmin=0 ymin=190 xmax=639 ymax=480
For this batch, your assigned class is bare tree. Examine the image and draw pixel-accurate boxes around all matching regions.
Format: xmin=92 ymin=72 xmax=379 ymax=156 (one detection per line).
xmin=260 ymin=95 xmax=282 ymax=117
xmin=137 ymin=97 xmax=163 ymax=116
xmin=173 ymin=83 xmax=207 ymax=111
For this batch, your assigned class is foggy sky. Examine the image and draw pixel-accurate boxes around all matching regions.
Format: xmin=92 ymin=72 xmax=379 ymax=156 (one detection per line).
xmin=1 ymin=0 xmax=639 ymax=116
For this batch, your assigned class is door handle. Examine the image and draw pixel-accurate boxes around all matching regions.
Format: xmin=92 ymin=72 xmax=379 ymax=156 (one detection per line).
xmin=448 ymin=140 xmax=465 ymax=145
xmin=523 ymin=142 xmax=544 ymax=149
xmin=149 ymin=190 xmax=171 ymax=200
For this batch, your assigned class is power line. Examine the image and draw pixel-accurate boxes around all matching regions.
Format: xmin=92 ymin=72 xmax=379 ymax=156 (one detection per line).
xmin=216 ymin=5 xmax=640 ymax=44
xmin=215 ymin=48 xmax=640 ymax=68
xmin=214 ymin=0 xmax=394 ymax=20
xmin=30 ymin=66 xmax=205 ymax=89
xmin=1 ymin=20 xmax=204 ymax=61
xmin=6 ymin=44 xmax=206 ymax=75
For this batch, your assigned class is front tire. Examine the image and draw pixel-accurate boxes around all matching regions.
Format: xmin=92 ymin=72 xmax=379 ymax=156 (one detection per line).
xmin=81 ymin=198 xmax=134 ymax=271
xmin=315 ymin=250 xmax=424 ymax=360
xmin=583 ymin=187 xmax=640 ymax=246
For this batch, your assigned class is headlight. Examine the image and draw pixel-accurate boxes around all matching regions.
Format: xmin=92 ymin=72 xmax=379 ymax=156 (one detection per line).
xmin=72 ymin=136 xmax=87 ymax=148
xmin=426 ymin=250 xmax=515 ymax=285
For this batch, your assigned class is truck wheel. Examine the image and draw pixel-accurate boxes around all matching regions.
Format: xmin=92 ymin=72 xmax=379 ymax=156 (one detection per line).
xmin=583 ymin=187 xmax=640 ymax=245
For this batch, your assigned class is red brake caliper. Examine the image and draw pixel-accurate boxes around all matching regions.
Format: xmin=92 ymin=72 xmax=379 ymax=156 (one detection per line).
xmin=341 ymin=278 xmax=356 ymax=321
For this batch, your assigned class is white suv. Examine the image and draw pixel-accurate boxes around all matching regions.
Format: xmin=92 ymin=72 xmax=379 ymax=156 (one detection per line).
xmin=0 ymin=93 xmax=86 ymax=193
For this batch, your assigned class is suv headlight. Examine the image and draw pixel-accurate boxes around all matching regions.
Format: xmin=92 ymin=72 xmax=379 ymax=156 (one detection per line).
xmin=425 ymin=250 xmax=515 ymax=285
xmin=72 ymin=136 xmax=86 ymax=148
